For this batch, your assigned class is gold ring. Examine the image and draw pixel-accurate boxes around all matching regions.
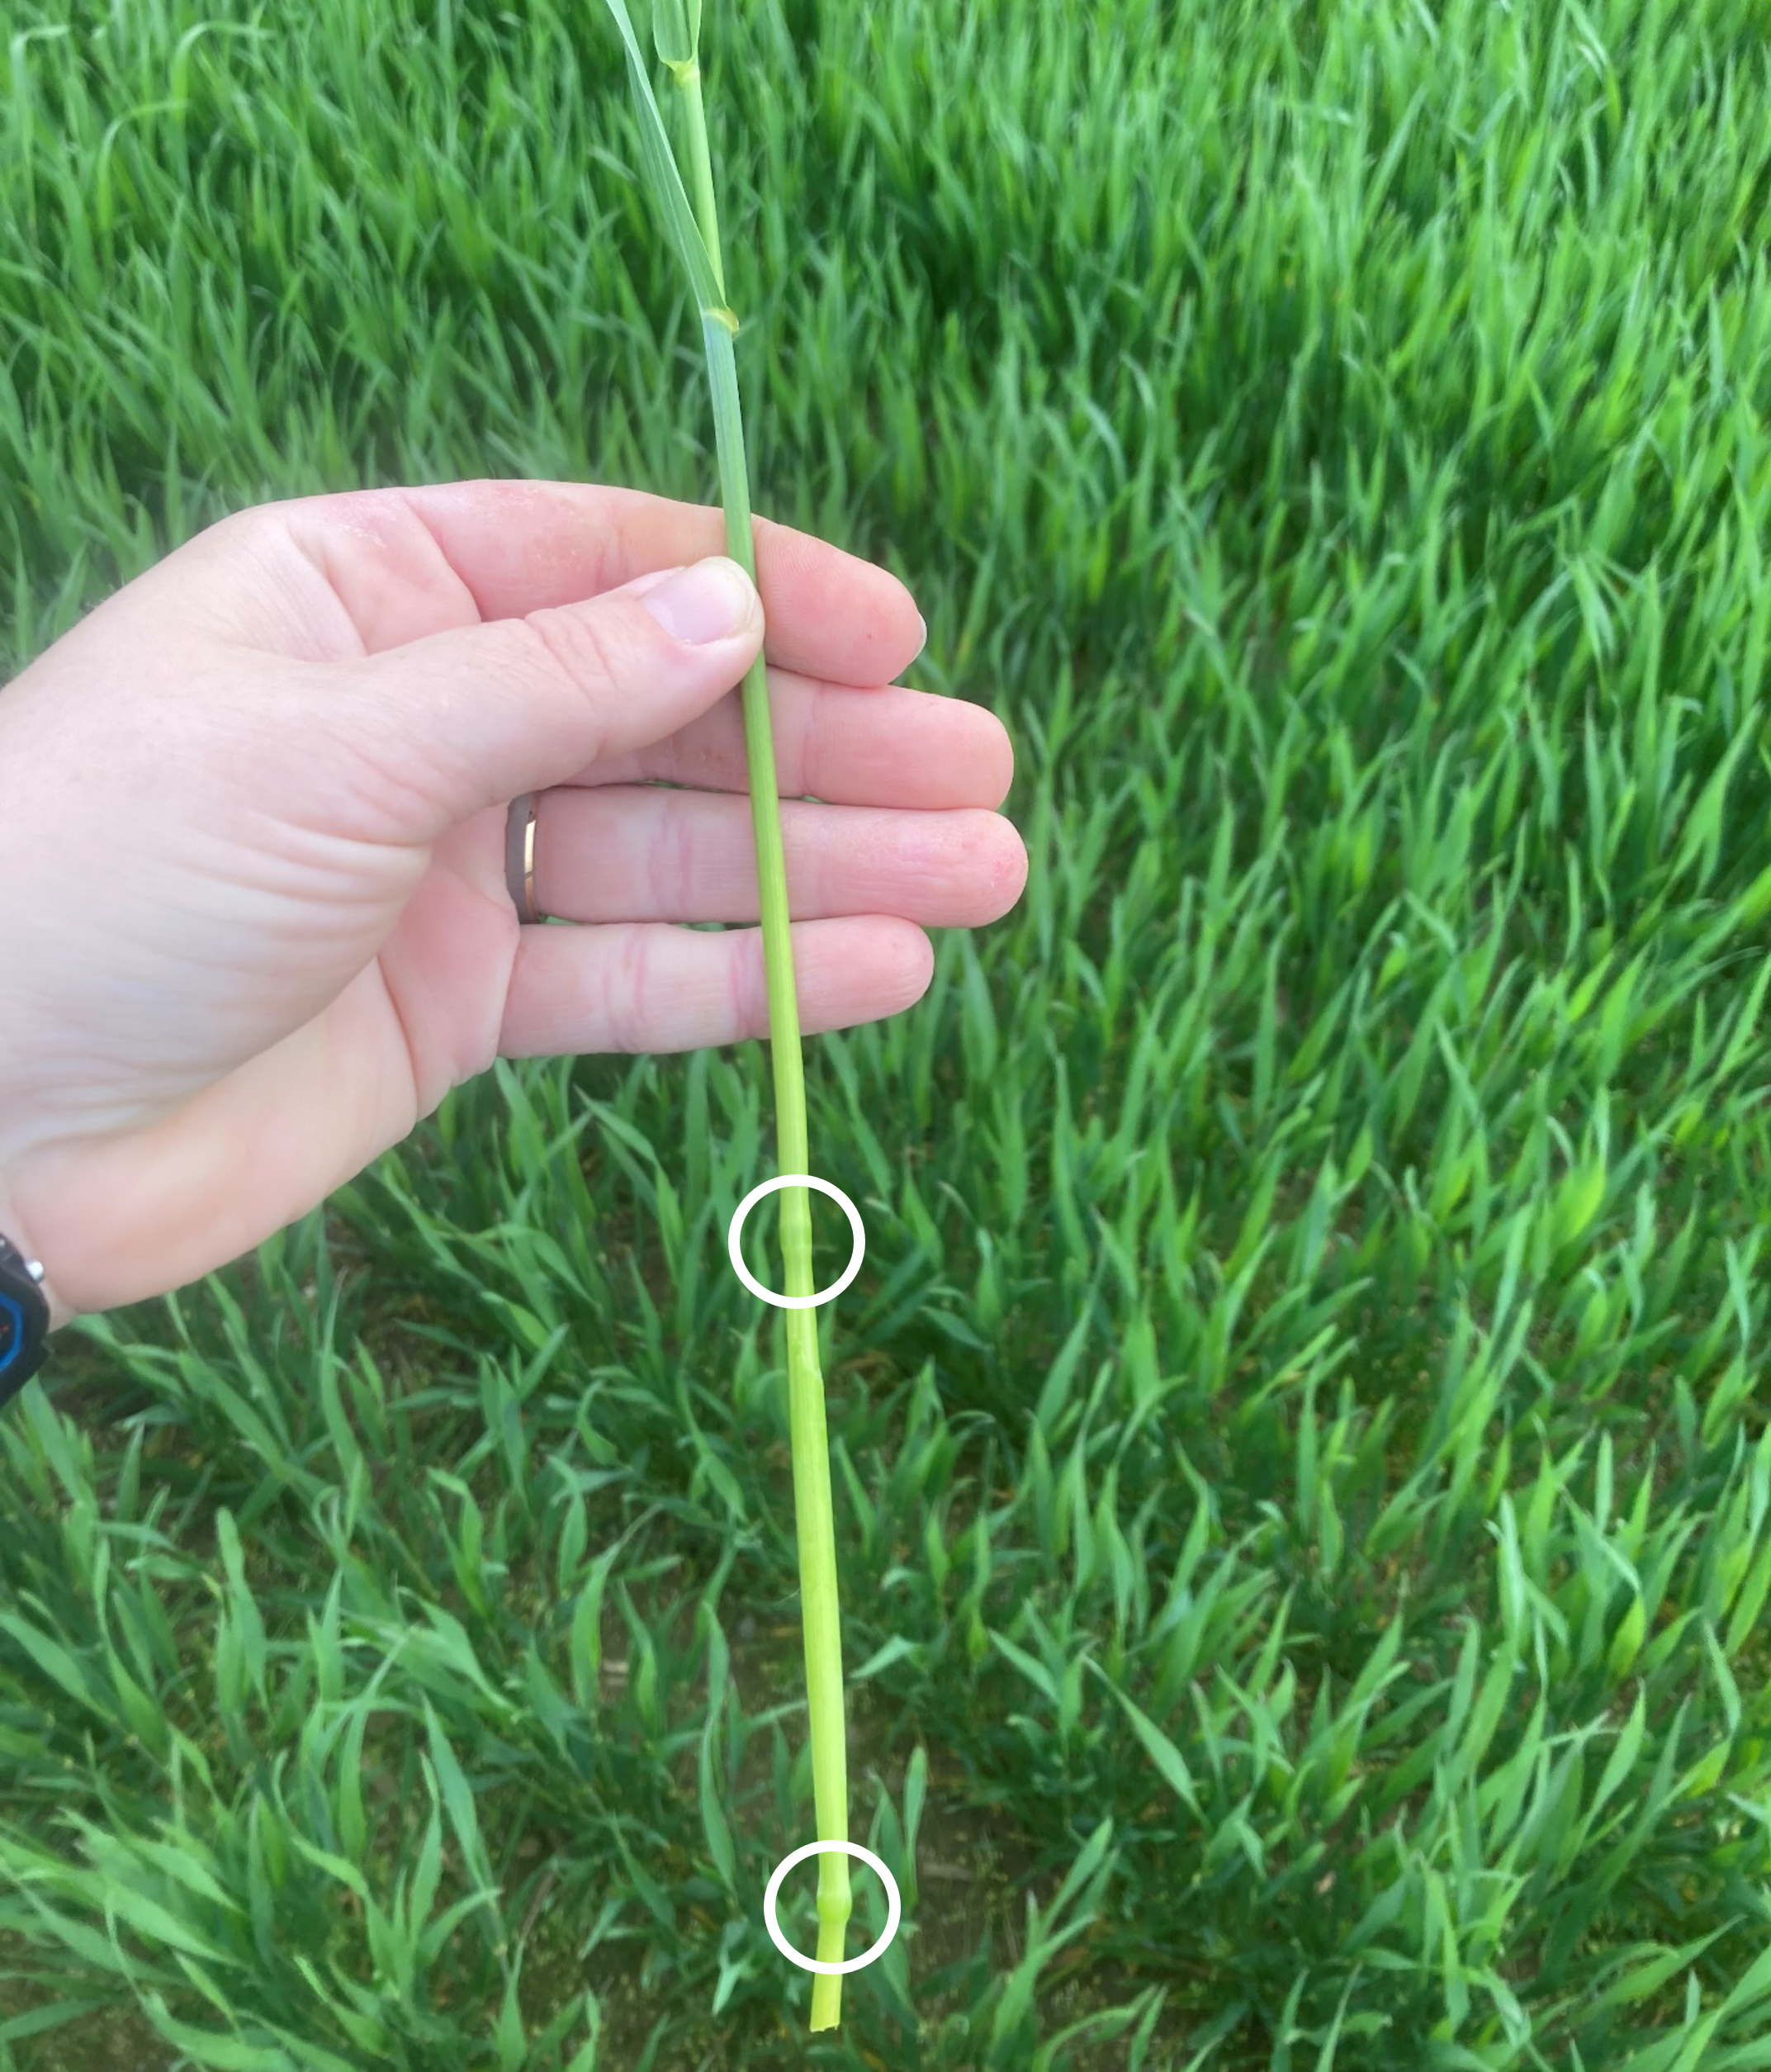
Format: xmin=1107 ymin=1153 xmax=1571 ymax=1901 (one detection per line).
xmin=505 ymin=792 xmax=545 ymax=924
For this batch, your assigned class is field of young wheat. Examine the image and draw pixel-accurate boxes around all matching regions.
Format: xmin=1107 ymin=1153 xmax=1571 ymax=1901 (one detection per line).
xmin=2 ymin=0 xmax=1770 ymax=2065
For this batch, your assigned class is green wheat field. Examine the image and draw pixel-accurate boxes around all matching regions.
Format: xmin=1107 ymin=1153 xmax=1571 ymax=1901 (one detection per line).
xmin=3 ymin=0 xmax=1771 ymax=2065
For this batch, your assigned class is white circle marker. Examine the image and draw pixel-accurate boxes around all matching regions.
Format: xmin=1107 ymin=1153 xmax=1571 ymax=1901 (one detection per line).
xmin=763 ymin=1840 xmax=902 ymax=1975
xmin=727 ymin=1174 xmax=865 ymax=1311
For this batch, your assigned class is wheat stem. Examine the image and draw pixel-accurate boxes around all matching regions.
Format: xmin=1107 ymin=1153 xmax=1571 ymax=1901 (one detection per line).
xmin=599 ymin=0 xmax=853 ymax=2031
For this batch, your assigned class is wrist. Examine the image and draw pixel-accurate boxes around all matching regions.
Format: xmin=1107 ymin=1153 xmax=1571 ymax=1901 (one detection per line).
xmin=0 ymin=1178 xmax=68 ymax=1335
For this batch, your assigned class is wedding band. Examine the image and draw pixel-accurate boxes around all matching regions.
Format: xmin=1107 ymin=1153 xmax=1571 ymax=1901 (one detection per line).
xmin=505 ymin=792 xmax=545 ymax=924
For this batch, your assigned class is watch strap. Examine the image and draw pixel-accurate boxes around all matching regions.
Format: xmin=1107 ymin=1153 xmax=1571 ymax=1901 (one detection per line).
xmin=0 ymin=1230 xmax=50 ymax=1406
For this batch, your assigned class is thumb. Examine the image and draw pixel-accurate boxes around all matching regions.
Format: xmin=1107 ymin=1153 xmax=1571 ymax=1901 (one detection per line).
xmin=323 ymin=553 xmax=763 ymax=841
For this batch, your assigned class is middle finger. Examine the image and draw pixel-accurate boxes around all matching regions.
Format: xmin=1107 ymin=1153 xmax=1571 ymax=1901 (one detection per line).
xmin=532 ymin=787 xmax=1028 ymax=928
xmin=561 ymin=670 xmax=1016 ymax=809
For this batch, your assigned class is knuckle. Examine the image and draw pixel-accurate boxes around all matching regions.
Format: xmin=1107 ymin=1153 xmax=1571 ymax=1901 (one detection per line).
xmin=613 ymin=927 xmax=652 ymax=1053
xmin=798 ymin=679 xmax=824 ymax=799
xmin=519 ymin=603 xmax=627 ymax=704
xmin=671 ymin=798 xmax=699 ymax=916
xmin=784 ymin=805 xmax=822 ymax=920
xmin=731 ymin=926 xmax=770 ymax=1040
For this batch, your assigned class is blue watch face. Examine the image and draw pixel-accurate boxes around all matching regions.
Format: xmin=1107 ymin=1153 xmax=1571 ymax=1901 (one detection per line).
xmin=0 ymin=1292 xmax=21 ymax=1376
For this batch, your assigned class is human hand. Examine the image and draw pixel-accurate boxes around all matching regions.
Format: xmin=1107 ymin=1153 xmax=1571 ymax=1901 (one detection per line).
xmin=0 ymin=481 xmax=1026 ymax=1333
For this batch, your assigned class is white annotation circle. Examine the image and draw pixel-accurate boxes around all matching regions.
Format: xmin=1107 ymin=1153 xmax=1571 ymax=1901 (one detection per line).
xmin=727 ymin=1174 xmax=865 ymax=1311
xmin=763 ymin=1839 xmax=902 ymax=1975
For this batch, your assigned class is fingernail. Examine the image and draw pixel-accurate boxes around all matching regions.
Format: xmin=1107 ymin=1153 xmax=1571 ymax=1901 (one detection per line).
xmin=916 ymin=612 xmax=928 ymax=660
xmin=640 ymin=556 xmax=757 ymax=645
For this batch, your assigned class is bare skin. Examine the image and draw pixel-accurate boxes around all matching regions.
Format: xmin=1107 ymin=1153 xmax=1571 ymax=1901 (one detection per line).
xmin=0 ymin=480 xmax=1026 ymax=1332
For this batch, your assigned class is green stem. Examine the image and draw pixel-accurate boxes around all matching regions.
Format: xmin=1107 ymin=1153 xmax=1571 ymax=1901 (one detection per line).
xmin=670 ymin=52 xmax=853 ymax=2034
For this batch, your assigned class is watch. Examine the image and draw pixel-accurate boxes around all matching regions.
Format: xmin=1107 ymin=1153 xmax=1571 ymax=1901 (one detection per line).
xmin=0 ymin=1230 xmax=50 ymax=1406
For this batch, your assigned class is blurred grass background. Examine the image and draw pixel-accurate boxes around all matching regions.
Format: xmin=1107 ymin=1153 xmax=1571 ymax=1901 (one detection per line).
xmin=2 ymin=0 xmax=1771 ymax=2065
